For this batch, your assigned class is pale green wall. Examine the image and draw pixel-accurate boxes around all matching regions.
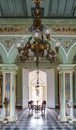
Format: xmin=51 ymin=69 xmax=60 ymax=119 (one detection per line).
xmin=16 ymin=67 xmax=22 ymax=107
xmin=0 ymin=19 xmax=76 ymax=107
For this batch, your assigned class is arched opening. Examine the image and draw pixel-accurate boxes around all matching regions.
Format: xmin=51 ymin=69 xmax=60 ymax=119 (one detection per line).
xmin=15 ymin=44 xmax=61 ymax=109
xmin=21 ymin=68 xmax=56 ymax=110
xmin=29 ymin=70 xmax=47 ymax=105
xmin=15 ymin=44 xmax=61 ymax=117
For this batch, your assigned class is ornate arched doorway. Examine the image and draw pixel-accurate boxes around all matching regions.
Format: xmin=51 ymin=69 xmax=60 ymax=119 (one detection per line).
xmin=29 ymin=70 xmax=47 ymax=105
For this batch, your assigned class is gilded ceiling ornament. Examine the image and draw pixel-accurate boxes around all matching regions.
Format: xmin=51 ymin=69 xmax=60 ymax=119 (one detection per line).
xmin=64 ymin=41 xmax=70 ymax=48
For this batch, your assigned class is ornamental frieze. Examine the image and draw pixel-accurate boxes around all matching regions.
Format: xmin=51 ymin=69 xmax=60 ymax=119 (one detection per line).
xmin=0 ymin=26 xmax=28 ymax=34
xmin=52 ymin=26 xmax=76 ymax=34
xmin=0 ymin=25 xmax=76 ymax=34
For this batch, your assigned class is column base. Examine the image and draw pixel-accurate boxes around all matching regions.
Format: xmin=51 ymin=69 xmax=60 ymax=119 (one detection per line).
xmin=2 ymin=115 xmax=18 ymax=123
xmin=58 ymin=114 xmax=76 ymax=123
xmin=0 ymin=118 xmax=3 ymax=122
xmin=58 ymin=114 xmax=67 ymax=122
xmin=67 ymin=116 xmax=76 ymax=123
xmin=3 ymin=118 xmax=8 ymax=124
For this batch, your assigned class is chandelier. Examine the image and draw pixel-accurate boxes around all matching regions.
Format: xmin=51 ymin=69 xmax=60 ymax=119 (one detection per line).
xmin=35 ymin=68 xmax=40 ymax=96
xmin=16 ymin=0 xmax=61 ymax=68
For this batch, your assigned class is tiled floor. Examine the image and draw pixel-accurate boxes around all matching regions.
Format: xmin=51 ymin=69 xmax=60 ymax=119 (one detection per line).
xmin=0 ymin=108 xmax=76 ymax=130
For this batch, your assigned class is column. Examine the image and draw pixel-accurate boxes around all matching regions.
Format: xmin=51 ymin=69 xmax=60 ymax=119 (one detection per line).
xmin=0 ymin=64 xmax=18 ymax=123
xmin=57 ymin=64 xmax=76 ymax=123
xmin=74 ymin=69 xmax=76 ymax=106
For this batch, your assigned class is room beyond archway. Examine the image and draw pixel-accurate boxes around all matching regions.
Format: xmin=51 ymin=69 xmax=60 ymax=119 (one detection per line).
xmin=29 ymin=70 xmax=47 ymax=105
xmin=22 ymin=68 xmax=56 ymax=109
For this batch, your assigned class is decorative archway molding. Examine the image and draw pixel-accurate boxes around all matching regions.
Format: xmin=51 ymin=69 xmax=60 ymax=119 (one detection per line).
xmin=67 ymin=42 xmax=76 ymax=63
xmin=0 ymin=35 xmax=76 ymax=64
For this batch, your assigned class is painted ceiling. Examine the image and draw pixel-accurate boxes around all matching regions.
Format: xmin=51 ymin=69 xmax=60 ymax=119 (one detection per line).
xmin=0 ymin=0 xmax=76 ymax=18
xmin=0 ymin=0 xmax=76 ymax=67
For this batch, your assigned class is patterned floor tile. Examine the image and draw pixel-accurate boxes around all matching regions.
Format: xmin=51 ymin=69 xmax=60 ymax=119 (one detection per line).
xmin=0 ymin=108 xmax=76 ymax=130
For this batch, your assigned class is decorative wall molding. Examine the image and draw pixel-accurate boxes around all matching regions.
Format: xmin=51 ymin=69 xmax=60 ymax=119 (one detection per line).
xmin=0 ymin=25 xmax=76 ymax=35
xmin=52 ymin=26 xmax=76 ymax=34
xmin=0 ymin=26 xmax=28 ymax=34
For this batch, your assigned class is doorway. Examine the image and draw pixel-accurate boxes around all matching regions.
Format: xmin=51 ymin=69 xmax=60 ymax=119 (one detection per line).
xmin=29 ymin=70 xmax=47 ymax=105
xmin=22 ymin=68 xmax=55 ymax=109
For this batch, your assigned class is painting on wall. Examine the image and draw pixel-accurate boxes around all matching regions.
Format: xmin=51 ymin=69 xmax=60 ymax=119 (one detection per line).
xmin=5 ymin=73 xmax=10 ymax=116
xmin=65 ymin=73 xmax=70 ymax=116
xmin=0 ymin=75 xmax=2 ymax=107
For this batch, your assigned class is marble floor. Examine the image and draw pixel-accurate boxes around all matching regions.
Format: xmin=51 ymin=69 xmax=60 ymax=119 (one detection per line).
xmin=0 ymin=108 xmax=76 ymax=130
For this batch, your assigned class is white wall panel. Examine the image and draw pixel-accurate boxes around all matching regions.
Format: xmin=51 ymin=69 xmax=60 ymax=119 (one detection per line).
xmin=22 ymin=68 xmax=29 ymax=109
xmin=47 ymin=69 xmax=55 ymax=108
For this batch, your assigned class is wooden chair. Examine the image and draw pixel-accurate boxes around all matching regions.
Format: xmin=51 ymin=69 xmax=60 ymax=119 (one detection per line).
xmin=41 ymin=101 xmax=46 ymax=113
xmin=28 ymin=100 xmax=34 ymax=112
xmin=34 ymin=105 xmax=41 ymax=113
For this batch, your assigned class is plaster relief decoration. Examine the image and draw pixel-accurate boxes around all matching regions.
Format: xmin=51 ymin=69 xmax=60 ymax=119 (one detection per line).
xmin=0 ymin=25 xmax=76 ymax=35
xmin=65 ymin=73 xmax=70 ymax=116
xmin=62 ymin=39 xmax=76 ymax=49
xmin=52 ymin=26 xmax=76 ymax=34
xmin=0 ymin=25 xmax=25 ymax=33
xmin=0 ymin=26 xmax=28 ymax=34
xmin=57 ymin=39 xmax=76 ymax=52
xmin=63 ymin=40 xmax=70 ymax=48
xmin=57 ymin=39 xmax=70 ymax=49
xmin=4 ymin=73 xmax=10 ymax=118
xmin=0 ymin=38 xmax=14 ymax=51
xmin=0 ymin=37 xmax=21 ymax=51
